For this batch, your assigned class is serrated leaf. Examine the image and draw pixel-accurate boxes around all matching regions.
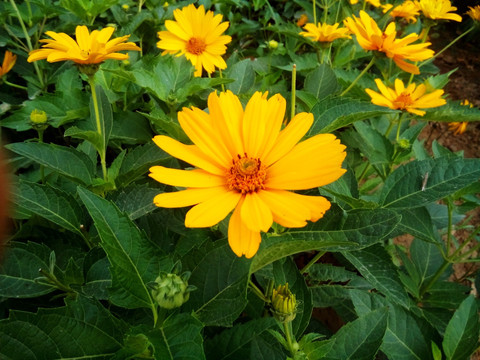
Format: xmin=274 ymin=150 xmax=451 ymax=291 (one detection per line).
xmin=410 ymin=238 xmax=445 ymax=289
xmin=117 ymin=142 xmax=171 ymax=186
xmin=304 ymin=64 xmax=339 ymax=101
xmin=205 ymin=318 xmax=276 ymax=360
xmin=110 ymin=184 xmax=159 ymax=220
xmin=251 ymin=208 xmax=401 ymax=273
xmin=82 ymin=247 xmax=111 ymax=300
xmin=6 ymin=142 xmax=95 ymax=185
xmin=307 ymin=263 xmax=363 ymax=284
xmin=0 ymin=296 xmax=127 ymax=359
xmin=423 ymin=282 xmax=471 ymax=309
xmin=342 ymin=244 xmax=411 ymax=309
xmin=78 ymin=187 xmax=172 ymax=318
xmin=443 ymin=296 xmax=479 ymax=360
xmin=323 ymin=307 xmax=388 ymax=360
xmin=183 ymin=243 xmax=251 ymax=327
xmin=12 ymin=180 xmax=86 ymax=236
xmin=0 ymin=242 xmax=55 ymax=298
xmin=309 ymin=96 xmax=397 ymax=134
xmin=226 ymin=59 xmax=256 ymax=94
xmin=422 ymin=100 xmax=480 ymax=122
xmin=393 ymin=207 xmax=440 ymax=243
xmin=64 ymin=126 xmax=104 ymax=154
xmin=379 ymin=157 xmax=480 ymax=209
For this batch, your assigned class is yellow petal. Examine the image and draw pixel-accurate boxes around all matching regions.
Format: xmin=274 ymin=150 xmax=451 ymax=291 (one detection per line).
xmin=149 ymin=166 xmax=225 ymax=187
xmin=153 ymin=186 xmax=227 ymax=208
xmin=228 ymin=198 xmax=261 ymax=258
xmin=257 ymin=189 xmax=310 ymax=227
xmin=185 ymin=190 xmax=241 ymax=227
xmin=240 ymin=192 xmax=273 ymax=232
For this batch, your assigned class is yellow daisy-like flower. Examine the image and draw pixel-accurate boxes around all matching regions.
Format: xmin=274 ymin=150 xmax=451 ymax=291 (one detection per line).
xmin=467 ymin=5 xmax=480 ymax=22
xmin=344 ymin=10 xmax=434 ymax=74
xmin=415 ymin=0 xmax=462 ymax=22
xmin=157 ymin=4 xmax=232 ymax=77
xmin=350 ymin=0 xmax=381 ymax=6
xmin=149 ymin=91 xmax=347 ymax=258
xmin=382 ymin=1 xmax=420 ymax=23
xmin=448 ymin=100 xmax=473 ymax=135
xmin=27 ymin=25 xmax=141 ymax=64
xmin=300 ymin=22 xmax=351 ymax=43
xmin=365 ymin=78 xmax=446 ymax=116
xmin=0 ymin=51 xmax=17 ymax=78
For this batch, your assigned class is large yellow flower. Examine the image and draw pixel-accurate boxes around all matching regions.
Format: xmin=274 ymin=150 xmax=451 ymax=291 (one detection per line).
xmin=365 ymin=78 xmax=446 ymax=116
xmin=415 ymin=0 xmax=462 ymax=22
xmin=467 ymin=5 xmax=480 ymax=22
xmin=382 ymin=1 xmax=420 ymax=23
xmin=300 ymin=22 xmax=351 ymax=43
xmin=157 ymin=4 xmax=232 ymax=77
xmin=149 ymin=91 xmax=347 ymax=258
xmin=27 ymin=25 xmax=141 ymax=64
xmin=0 ymin=51 xmax=16 ymax=78
xmin=344 ymin=10 xmax=434 ymax=74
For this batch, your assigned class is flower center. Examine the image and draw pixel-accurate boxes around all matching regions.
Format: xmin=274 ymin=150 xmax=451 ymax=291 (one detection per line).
xmin=226 ymin=155 xmax=267 ymax=194
xmin=393 ymin=92 xmax=413 ymax=109
xmin=186 ymin=37 xmax=207 ymax=55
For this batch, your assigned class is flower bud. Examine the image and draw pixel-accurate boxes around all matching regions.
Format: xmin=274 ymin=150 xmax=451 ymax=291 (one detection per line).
xmin=122 ymin=4 xmax=130 ymax=11
xmin=30 ymin=109 xmax=49 ymax=131
xmin=397 ymin=138 xmax=410 ymax=150
xmin=271 ymin=283 xmax=297 ymax=323
xmin=268 ymin=40 xmax=279 ymax=49
xmin=151 ymin=272 xmax=192 ymax=309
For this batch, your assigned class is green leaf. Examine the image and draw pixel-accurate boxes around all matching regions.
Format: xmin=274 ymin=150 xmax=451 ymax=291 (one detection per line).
xmin=423 ymin=282 xmax=471 ymax=309
xmin=82 ymin=247 xmax=111 ymax=300
xmin=312 ymin=284 xmax=359 ymax=308
xmin=110 ymin=184 xmax=159 ymax=220
xmin=12 ymin=180 xmax=86 ymax=236
xmin=183 ymin=243 xmax=251 ymax=327
xmin=443 ymin=296 xmax=479 ymax=360
xmin=117 ymin=142 xmax=171 ymax=187
xmin=0 ymin=242 xmax=55 ymax=298
xmin=251 ymin=208 xmax=401 ymax=272
xmin=77 ymin=187 xmax=172 ymax=315
xmin=393 ymin=207 xmax=440 ymax=243
xmin=422 ymin=100 xmax=480 ymax=122
xmin=307 ymin=263 xmax=365 ymax=284
xmin=342 ymin=244 xmax=411 ymax=309
xmin=379 ymin=157 xmax=480 ymax=209
xmin=5 ymin=142 xmax=95 ymax=185
xmin=110 ymin=111 xmax=153 ymax=144
xmin=323 ymin=307 xmax=388 ymax=360
xmin=303 ymin=64 xmax=339 ymax=101
xmin=0 ymin=296 xmax=127 ymax=359
xmin=410 ymin=238 xmax=445 ymax=289
xmin=352 ymin=121 xmax=394 ymax=168
xmin=226 ymin=59 xmax=256 ymax=94
xmin=64 ymin=126 xmax=104 ymax=155
xmin=204 ymin=318 xmax=276 ymax=359
xmin=309 ymin=96 xmax=397 ymax=134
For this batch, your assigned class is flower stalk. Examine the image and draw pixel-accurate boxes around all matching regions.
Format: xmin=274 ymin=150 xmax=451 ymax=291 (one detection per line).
xmin=340 ymin=57 xmax=375 ymax=96
xmin=87 ymin=75 xmax=107 ymax=181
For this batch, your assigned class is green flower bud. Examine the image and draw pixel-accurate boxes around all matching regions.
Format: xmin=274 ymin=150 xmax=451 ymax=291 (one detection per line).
xmin=271 ymin=283 xmax=297 ymax=323
xmin=397 ymin=138 xmax=410 ymax=150
xmin=151 ymin=272 xmax=193 ymax=309
xmin=268 ymin=40 xmax=279 ymax=49
xmin=30 ymin=109 xmax=49 ymax=131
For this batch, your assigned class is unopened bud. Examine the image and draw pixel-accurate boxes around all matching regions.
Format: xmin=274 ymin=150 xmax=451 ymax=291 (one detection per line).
xmin=397 ymin=138 xmax=410 ymax=150
xmin=271 ymin=283 xmax=297 ymax=323
xmin=151 ymin=272 xmax=193 ymax=309
xmin=122 ymin=4 xmax=130 ymax=11
xmin=30 ymin=109 xmax=48 ymax=131
xmin=268 ymin=40 xmax=279 ymax=49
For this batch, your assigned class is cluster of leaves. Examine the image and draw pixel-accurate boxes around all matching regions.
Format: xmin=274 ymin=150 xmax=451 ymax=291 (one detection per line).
xmin=1 ymin=0 xmax=479 ymax=359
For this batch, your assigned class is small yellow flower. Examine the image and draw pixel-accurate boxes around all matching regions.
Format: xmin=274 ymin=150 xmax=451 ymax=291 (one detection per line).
xmin=467 ymin=5 xmax=480 ymax=22
xmin=297 ymin=14 xmax=309 ymax=27
xmin=415 ymin=0 xmax=462 ymax=22
xmin=157 ymin=4 xmax=231 ymax=77
xmin=149 ymin=91 xmax=346 ymax=258
xmin=300 ymin=22 xmax=351 ymax=43
xmin=448 ymin=100 xmax=473 ymax=135
xmin=382 ymin=1 xmax=420 ymax=23
xmin=27 ymin=25 xmax=141 ymax=64
xmin=0 ymin=51 xmax=17 ymax=78
xmin=344 ymin=11 xmax=434 ymax=74
xmin=365 ymin=78 xmax=446 ymax=116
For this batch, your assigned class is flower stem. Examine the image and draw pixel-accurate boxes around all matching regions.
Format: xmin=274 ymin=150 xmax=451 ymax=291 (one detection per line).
xmin=340 ymin=57 xmax=375 ymax=96
xmin=283 ymin=321 xmax=298 ymax=357
xmin=219 ymin=69 xmax=226 ymax=92
xmin=9 ymin=0 xmax=44 ymax=87
xmin=313 ymin=0 xmax=317 ymax=25
xmin=249 ymin=279 xmax=270 ymax=303
xmin=419 ymin=259 xmax=450 ymax=298
xmin=88 ymin=75 xmax=107 ymax=181
xmin=3 ymin=79 xmax=27 ymax=90
xmin=301 ymin=250 xmax=326 ymax=274
xmin=291 ymin=64 xmax=297 ymax=121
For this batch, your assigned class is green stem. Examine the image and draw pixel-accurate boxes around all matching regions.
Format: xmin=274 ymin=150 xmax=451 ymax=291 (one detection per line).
xmin=419 ymin=259 xmax=450 ymax=298
xmin=452 ymin=224 xmax=480 ymax=261
xmin=395 ymin=112 xmax=407 ymax=142
xmin=37 ymin=129 xmax=45 ymax=183
xmin=357 ymin=162 xmax=371 ymax=183
xmin=219 ymin=68 xmax=226 ymax=92
xmin=3 ymin=79 xmax=27 ymax=90
xmin=301 ymin=251 xmax=326 ymax=274
xmin=291 ymin=64 xmax=297 ymax=121
xmin=313 ymin=0 xmax=317 ymax=25
xmin=9 ymin=0 xmax=44 ymax=87
xmin=249 ymin=279 xmax=270 ymax=303
xmin=446 ymin=198 xmax=453 ymax=256
xmin=340 ymin=57 xmax=375 ymax=96
xmin=283 ymin=321 xmax=297 ymax=357
xmin=88 ymin=75 xmax=107 ymax=181
xmin=39 ymin=268 xmax=75 ymax=294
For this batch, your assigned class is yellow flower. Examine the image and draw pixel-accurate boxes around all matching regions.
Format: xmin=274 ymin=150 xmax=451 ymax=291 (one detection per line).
xmin=382 ymin=1 xmax=420 ymax=23
xmin=0 ymin=51 xmax=16 ymax=78
xmin=365 ymin=78 xmax=446 ymax=116
xmin=300 ymin=22 xmax=351 ymax=43
xmin=415 ymin=0 xmax=462 ymax=22
xmin=467 ymin=5 xmax=480 ymax=22
xmin=149 ymin=91 xmax=346 ymax=258
xmin=27 ymin=25 xmax=141 ymax=64
xmin=448 ymin=100 xmax=473 ymax=135
xmin=350 ymin=0 xmax=381 ymax=6
xmin=344 ymin=10 xmax=434 ymax=74
xmin=157 ymin=4 xmax=231 ymax=77
xmin=296 ymin=14 xmax=309 ymax=27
